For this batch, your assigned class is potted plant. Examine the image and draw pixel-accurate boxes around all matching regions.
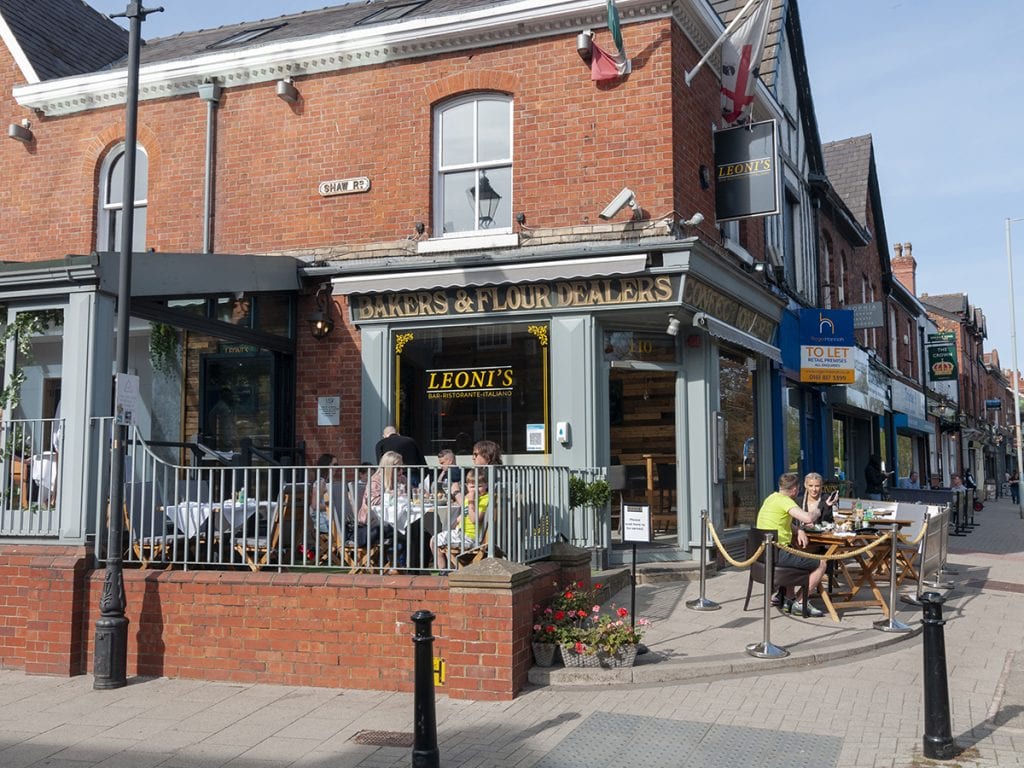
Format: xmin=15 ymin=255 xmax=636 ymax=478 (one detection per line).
xmin=530 ymin=610 xmax=560 ymax=667
xmin=568 ymin=476 xmax=612 ymax=568
xmin=588 ymin=605 xmax=648 ymax=668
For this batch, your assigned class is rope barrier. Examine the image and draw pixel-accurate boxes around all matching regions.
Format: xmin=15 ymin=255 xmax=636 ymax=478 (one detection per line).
xmin=775 ymin=534 xmax=889 ymax=561
xmin=899 ymin=519 xmax=929 ymax=547
xmin=706 ymin=518 xmax=765 ymax=568
xmin=707 ymin=517 xmax=922 ymax=566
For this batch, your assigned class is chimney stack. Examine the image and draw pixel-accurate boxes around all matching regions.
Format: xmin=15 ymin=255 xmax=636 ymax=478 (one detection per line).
xmin=892 ymin=240 xmax=917 ymax=295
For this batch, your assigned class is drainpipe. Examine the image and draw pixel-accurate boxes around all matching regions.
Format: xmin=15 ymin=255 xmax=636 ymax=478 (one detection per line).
xmin=198 ymin=81 xmax=221 ymax=253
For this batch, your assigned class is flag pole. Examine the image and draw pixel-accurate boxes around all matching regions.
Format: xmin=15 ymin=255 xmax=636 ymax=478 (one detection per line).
xmin=684 ymin=0 xmax=761 ymax=86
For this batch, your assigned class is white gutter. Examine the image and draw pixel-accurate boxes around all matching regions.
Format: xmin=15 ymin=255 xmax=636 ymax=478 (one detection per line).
xmin=15 ymin=0 xmax=677 ymax=116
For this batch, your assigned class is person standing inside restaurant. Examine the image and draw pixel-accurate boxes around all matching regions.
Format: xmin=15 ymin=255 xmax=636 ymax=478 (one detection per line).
xmin=375 ymin=426 xmax=426 ymax=487
xmin=864 ymin=454 xmax=888 ymax=501
xmin=755 ymin=472 xmax=827 ymax=617
xmin=800 ymin=472 xmax=839 ymax=524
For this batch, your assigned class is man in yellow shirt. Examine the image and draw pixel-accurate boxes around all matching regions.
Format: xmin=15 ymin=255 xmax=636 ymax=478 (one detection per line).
xmin=755 ymin=472 xmax=827 ymax=617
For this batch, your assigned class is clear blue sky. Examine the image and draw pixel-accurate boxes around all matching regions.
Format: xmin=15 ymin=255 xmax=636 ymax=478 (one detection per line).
xmin=90 ymin=0 xmax=1024 ymax=370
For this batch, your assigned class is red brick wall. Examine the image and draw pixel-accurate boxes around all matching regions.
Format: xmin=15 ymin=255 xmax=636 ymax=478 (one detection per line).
xmin=0 ymin=545 xmax=591 ymax=700
xmin=1 ymin=23 xmax=689 ymax=261
xmin=0 ymin=545 xmax=89 ymax=675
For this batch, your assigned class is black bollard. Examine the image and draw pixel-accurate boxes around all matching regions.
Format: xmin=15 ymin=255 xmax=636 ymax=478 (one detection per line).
xmin=411 ymin=610 xmax=440 ymax=768
xmin=921 ymin=592 xmax=957 ymax=760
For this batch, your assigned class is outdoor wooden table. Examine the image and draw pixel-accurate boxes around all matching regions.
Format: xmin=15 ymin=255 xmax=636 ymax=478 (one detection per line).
xmin=803 ymin=529 xmax=891 ymax=622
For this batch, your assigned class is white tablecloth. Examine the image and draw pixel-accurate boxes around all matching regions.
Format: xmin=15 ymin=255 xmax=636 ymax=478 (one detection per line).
xmin=166 ymin=499 xmax=261 ymax=538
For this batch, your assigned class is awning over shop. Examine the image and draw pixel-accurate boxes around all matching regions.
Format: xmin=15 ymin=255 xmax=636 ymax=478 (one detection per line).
xmin=330 ymin=254 xmax=648 ymax=295
xmin=692 ymin=312 xmax=781 ymax=363
xmin=894 ymin=412 xmax=933 ymax=434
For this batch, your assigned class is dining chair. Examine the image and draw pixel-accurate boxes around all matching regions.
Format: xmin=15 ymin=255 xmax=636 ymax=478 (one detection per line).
xmin=326 ymin=480 xmax=378 ymax=571
xmin=233 ymin=484 xmax=301 ymax=571
xmin=742 ymin=528 xmax=813 ymax=617
xmin=124 ymin=480 xmax=185 ymax=569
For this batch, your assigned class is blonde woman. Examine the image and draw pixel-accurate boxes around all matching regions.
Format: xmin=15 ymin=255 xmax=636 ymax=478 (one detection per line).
xmin=359 ymin=450 xmax=407 ymax=523
xmin=801 ymin=472 xmax=839 ymax=525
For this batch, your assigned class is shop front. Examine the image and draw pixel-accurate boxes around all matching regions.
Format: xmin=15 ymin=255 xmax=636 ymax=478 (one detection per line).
xmin=891 ymin=378 xmax=933 ymax=485
xmin=332 ymin=240 xmax=784 ymax=564
xmin=827 ymin=349 xmax=890 ymax=497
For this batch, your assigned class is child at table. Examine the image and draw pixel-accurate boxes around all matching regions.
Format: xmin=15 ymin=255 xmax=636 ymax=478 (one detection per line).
xmin=431 ymin=469 xmax=489 ymax=569
xmin=309 ymin=453 xmax=337 ymax=534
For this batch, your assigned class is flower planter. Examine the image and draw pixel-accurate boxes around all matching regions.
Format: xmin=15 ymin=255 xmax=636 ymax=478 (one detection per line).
xmin=532 ymin=642 xmax=558 ymax=667
xmin=559 ymin=645 xmax=601 ymax=668
xmin=599 ymin=644 xmax=639 ymax=668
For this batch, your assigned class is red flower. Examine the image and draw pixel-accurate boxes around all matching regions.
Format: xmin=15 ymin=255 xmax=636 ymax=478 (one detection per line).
xmin=617 ymin=607 xmax=629 ymax=618
xmin=577 ymin=610 xmax=587 ymax=618
xmin=594 ymin=583 xmax=602 ymax=589
xmin=564 ymin=591 xmax=573 ymax=600
xmin=574 ymin=640 xmax=585 ymax=654
xmin=554 ymin=610 xmax=565 ymax=621
xmin=545 ymin=625 xmax=556 ymax=634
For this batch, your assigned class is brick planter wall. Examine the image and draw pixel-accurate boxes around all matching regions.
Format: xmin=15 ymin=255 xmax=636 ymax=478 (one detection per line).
xmin=0 ymin=544 xmax=594 ymax=700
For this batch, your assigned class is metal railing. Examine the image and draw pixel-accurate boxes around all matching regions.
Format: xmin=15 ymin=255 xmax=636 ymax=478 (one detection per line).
xmin=82 ymin=418 xmax=604 ymax=573
xmin=0 ymin=417 xmax=64 ymax=537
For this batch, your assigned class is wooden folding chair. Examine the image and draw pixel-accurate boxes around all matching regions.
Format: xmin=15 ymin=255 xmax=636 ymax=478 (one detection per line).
xmin=124 ymin=481 xmax=186 ymax=569
xmin=234 ymin=485 xmax=301 ymax=571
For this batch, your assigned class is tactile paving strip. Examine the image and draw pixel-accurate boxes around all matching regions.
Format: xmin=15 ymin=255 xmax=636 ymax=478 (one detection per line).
xmin=534 ymin=711 xmax=841 ymax=768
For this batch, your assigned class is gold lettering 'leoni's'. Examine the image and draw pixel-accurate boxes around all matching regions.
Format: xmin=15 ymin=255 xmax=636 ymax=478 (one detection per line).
xmin=352 ymin=275 xmax=675 ymax=320
xmin=426 ymin=366 xmax=514 ymax=395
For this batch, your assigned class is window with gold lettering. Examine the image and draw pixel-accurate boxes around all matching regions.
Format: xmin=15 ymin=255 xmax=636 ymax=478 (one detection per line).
xmin=393 ymin=323 xmax=548 ymax=456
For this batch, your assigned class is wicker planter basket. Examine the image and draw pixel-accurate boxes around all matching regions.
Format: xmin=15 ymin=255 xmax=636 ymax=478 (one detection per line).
xmin=532 ymin=642 xmax=558 ymax=667
xmin=559 ymin=646 xmax=601 ymax=668
xmin=599 ymin=644 xmax=639 ymax=668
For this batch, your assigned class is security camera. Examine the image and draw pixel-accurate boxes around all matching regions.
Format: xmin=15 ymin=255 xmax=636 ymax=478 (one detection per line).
xmin=682 ymin=212 xmax=704 ymax=227
xmin=599 ymin=187 xmax=638 ymax=220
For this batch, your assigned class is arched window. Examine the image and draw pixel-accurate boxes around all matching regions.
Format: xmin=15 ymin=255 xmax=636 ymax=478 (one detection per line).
xmin=433 ymin=94 xmax=512 ymax=236
xmin=97 ymin=144 xmax=148 ymax=251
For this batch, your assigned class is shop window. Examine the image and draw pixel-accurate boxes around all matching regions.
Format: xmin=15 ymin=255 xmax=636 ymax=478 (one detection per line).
xmin=434 ymin=94 xmax=512 ymax=236
xmin=392 ymin=323 xmax=547 ymax=456
xmin=720 ymin=350 xmax=758 ymax=529
xmin=97 ymin=143 xmax=148 ymax=252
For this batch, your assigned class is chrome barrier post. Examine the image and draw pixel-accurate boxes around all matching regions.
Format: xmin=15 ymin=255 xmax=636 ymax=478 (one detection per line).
xmin=686 ymin=509 xmax=720 ymax=611
xmin=746 ymin=532 xmax=788 ymax=659
xmin=874 ymin=528 xmax=913 ymax=633
xmin=920 ymin=593 xmax=957 ymax=760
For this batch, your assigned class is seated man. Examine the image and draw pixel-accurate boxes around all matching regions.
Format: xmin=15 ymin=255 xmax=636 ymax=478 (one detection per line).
xmin=755 ymin=472 xmax=828 ymax=617
xmin=431 ymin=470 xmax=488 ymax=569
xmin=899 ymin=471 xmax=921 ymax=490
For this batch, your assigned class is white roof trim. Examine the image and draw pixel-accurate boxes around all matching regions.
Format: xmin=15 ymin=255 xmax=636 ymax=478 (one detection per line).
xmin=14 ymin=0 xmax=676 ymax=116
xmin=0 ymin=11 xmax=40 ymax=84
xmin=331 ymin=253 xmax=648 ymax=295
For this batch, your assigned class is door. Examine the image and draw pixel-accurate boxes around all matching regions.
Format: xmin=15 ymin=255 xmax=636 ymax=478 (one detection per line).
xmin=608 ymin=367 xmax=677 ymax=545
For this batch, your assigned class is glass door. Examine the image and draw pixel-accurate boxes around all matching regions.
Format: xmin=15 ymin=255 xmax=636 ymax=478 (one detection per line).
xmin=605 ymin=329 xmax=678 ymax=545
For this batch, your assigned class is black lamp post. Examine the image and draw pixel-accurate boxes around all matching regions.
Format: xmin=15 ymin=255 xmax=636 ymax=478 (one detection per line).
xmin=93 ymin=1 xmax=162 ymax=691
xmin=467 ymin=172 xmax=501 ymax=228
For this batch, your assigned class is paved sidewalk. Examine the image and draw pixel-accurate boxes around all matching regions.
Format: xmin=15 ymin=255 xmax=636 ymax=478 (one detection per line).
xmin=1 ymin=499 xmax=1023 ymax=767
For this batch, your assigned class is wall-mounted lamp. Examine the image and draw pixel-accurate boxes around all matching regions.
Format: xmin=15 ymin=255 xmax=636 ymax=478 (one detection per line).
xmin=666 ymin=313 xmax=680 ymax=336
xmin=276 ymin=77 xmax=299 ymax=104
xmin=681 ymin=212 xmax=704 ymax=228
xmin=308 ymin=286 xmax=334 ymax=339
xmin=7 ymin=119 xmax=33 ymax=144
